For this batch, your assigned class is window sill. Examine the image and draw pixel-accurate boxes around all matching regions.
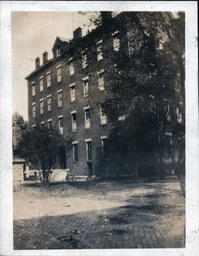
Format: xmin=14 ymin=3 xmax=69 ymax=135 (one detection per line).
xmin=84 ymin=95 xmax=89 ymax=98
xmin=100 ymin=123 xmax=107 ymax=126
xmin=72 ymin=130 xmax=77 ymax=133
xmin=98 ymin=88 xmax=105 ymax=92
xmin=71 ymin=99 xmax=75 ymax=103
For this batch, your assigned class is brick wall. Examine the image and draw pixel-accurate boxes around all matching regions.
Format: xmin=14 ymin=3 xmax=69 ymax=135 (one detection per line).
xmin=26 ymin=13 xmax=132 ymax=177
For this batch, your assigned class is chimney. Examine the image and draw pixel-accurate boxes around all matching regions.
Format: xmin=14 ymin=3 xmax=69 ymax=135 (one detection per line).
xmin=73 ymin=27 xmax=82 ymax=40
xmin=35 ymin=57 xmax=40 ymax=69
xmin=43 ymin=51 xmax=48 ymax=65
xmin=101 ymin=12 xmax=112 ymax=26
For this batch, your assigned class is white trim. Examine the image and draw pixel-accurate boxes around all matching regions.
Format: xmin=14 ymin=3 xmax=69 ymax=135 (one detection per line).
xmin=39 ymin=75 xmax=43 ymax=79
xmin=96 ymin=39 xmax=103 ymax=45
xmin=112 ymin=30 xmax=119 ymax=36
xmin=69 ymin=57 xmax=73 ymax=62
xmin=97 ymin=69 xmax=104 ymax=75
xmin=70 ymin=110 xmax=76 ymax=114
xmin=101 ymin=136 xmax=108 ymax=139
xmin=56 ymin=64 xmax=61 ymax=69
xmin=31 ymin=81 xmax=35 ymax=85
xmin=72 ymin=141 xmax=78 ymax=144
xmin=46 ymin=71 xmax=51 ymax=75
xmin=39 ymin=98 xmax=44 ymax=102
xmin=32 ymin=124 xmax=36 ymax=128
xmin=32 ymin=102 xmax=36 ymax=105
xmin=82 ymin=76 xmax=89 ymax=81
xmin=47 ymin=94 xmax=51 ymax=98
xmin=69 ymin=82 xmax=75 ymax=87
xmin=83 ymin=106 xmax=90 ymax=110
xmin=47 ymin=119 xmax=52 ymax=122
xmin=58 ymin=115 xmax=63 ymax=119
xmin=85 ymin=138 xmax=92 ymax=142
xmin=41 ymin=121 xmax=44 ymax=124
xmin=57 ymin=89 xmax=62 ymax=93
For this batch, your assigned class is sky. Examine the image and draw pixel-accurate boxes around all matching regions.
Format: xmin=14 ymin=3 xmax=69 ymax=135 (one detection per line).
xmin=12 ymin=11 xmax=98 ymax=120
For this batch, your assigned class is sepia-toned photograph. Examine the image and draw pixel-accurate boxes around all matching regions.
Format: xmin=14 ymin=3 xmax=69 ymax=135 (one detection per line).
xmin=12 ymin=10 xmax=186 ymax=250
xmin=0 ymin=1 xmax=198 ymax=255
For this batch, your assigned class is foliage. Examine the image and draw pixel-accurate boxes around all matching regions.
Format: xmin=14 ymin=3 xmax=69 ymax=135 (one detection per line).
xmin=17 ymin=125 xmax=70 ymax=182
xmin=90 ymin=12 xmax=185 ymax=177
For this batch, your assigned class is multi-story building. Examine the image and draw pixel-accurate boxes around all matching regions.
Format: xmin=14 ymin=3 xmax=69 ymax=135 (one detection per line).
xmin=25 ymin=12 xmax=184 ymax=179
xmin=25 ymin=12 xmax=134 ymax=179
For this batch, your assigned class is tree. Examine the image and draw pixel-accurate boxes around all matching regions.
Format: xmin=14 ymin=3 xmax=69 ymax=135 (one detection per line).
xmin=89 ymin=12 xmax=184 ymax=177
xmin=72 ymin=12 xmax=185 ymax=178
xmin=12 ymin=112 xmax=28 ymax=157
xmin=17 ymin=124 xmax=71 ymax=183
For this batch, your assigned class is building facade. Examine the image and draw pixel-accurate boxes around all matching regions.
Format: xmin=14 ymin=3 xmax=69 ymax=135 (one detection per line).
xmin=25 ymin=12 xmax=184 ymax=179
xmin=26 ymin=12 xmax=134 ymax=179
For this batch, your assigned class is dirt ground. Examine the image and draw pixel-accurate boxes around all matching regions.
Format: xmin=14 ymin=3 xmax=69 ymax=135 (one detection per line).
xmin=13 ymin=175 xmax=185 ymax=249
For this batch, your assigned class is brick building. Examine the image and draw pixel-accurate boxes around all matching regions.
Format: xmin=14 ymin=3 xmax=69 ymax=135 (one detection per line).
xmin=25 ymin=12 xmax=134 ymax=179
xmin=25 ymin=12 xmax=184 ymax=179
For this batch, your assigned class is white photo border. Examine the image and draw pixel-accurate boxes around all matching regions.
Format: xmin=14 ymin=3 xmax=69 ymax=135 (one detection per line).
xmin=0 ymin=1 xmax=198 ymax=256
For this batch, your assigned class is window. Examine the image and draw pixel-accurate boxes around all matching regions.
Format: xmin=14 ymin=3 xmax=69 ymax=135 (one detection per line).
xmin=40 ymin=99 xmax=44 ymax=114
xmin=57 ymin=90 xmax=62 ymax=108
xmin=85 ymin=139 xmax=92 ymax=161
xmin=58 ymin=116 xmax=63 ymax=134
xmin=32 ymin=103 xmax=36 ymax=118
xmin=39 ymin=76 xmax=43 ymax=91
xmin=48 ymin=119 xmax=52 ymax=129
xmin=164 ymin=99 xmax=171 ymax=121
xmin=46 ymin=72 xmax=51 ymax=87
xmin=176 ymin=107 xmax=182 ymax=123
xmin=118 ymin=115 xmax=126 ymax=121
xmin=112 ymin=31 xmax=120 ymax=52
xmin=57 ymin=65 xmax=61 ymax=82
xmin=114 ymin=64 xmax=120 ymax=74
xmin=82 ymin=76 xmax=89 ymax=97
xmin=100 ymin=106 xmax=107 ymax=125
xmin=72 ymin=142 xmax=78 ymax=162
xmin=47 ymin=95 xmax=51 ymax=111
xmin=71 ymin=111 xmax=77 ymax=132
xmin=97 ymin=39 xmax=103 ymax=61
xmin=82 ymin=50 xmax=88 ymax=69
xmin=32 ymin=82 xmax=35 ymax=96
xmin=101 ymin=136 xmax=108 ymax=159
xmin=69 ymin=62 xmax=74 ymax=76
xmin=84 ymin=107 xmax=90 ymax=129
xmin=57 ymin=45 xmax=61 ymax=57
xmin=97 ymin=70 xmax=105 ymax=91
xmin=70 ymin=83 xmax=75 ymax=102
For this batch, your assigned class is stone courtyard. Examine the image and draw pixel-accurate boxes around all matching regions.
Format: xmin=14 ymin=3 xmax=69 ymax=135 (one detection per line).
xmin=13 ymin=175 xmax=185 ymax=249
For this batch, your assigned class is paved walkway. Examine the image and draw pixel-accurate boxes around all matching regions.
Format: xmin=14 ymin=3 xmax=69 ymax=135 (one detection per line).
xmin=13 ymin=176 xmax=185 ymax=249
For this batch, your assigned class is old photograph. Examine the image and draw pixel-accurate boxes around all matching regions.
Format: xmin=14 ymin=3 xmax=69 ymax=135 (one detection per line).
xmin=1 ymin=0 xmax=198 ymax=254
xmin=11 ymin=9 xmax=187 ymax=250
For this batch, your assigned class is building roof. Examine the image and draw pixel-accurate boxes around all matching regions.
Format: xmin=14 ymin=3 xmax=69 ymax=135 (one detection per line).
xmin=25 ymin=59 xmax=53 ymax=80
xmin=52 ymin=36 xmax=69 ymax=51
